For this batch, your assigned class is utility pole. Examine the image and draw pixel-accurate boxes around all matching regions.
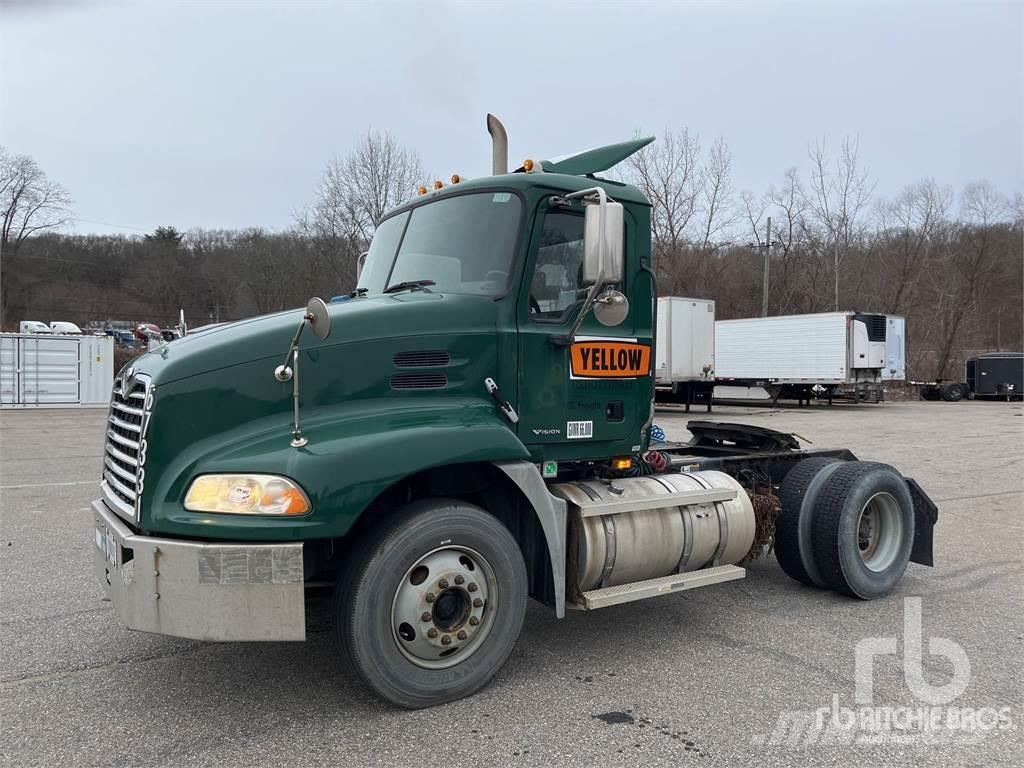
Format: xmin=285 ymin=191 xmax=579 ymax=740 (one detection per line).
xmin=762 ymin=217 xmax=772 ymax=317
xmin=749 ymin=218 xmax=778 ymax=317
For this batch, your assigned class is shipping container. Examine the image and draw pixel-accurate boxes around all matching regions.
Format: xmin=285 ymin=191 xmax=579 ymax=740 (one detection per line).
xmin=0 ymin=333 xmax=114 ymax=408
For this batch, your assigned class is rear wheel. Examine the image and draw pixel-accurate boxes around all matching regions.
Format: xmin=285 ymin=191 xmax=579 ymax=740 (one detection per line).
xmin=775 ymin=457 xmax=842 ymax=587
xmin=809 ymin=462 xmax=915 ymax=599
xmin=336 ymin=498 xmax=527 ymax=708
xmin=941 ymin=382 xmax=964 ymax=402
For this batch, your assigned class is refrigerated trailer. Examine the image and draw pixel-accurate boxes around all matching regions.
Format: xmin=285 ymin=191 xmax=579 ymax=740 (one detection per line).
xmin=714 ymin=311 xmax=890 ymax=404
xmin=654 ymin=297 xmax=715 ymax=411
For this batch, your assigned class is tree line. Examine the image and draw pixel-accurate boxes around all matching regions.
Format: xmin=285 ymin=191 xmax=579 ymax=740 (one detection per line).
xmin=1 ymin=131 xmax=1020 ymax=379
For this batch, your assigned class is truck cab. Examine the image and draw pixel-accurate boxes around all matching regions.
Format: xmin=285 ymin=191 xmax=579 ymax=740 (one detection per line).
xmin=92 ymin=116 xmax=936 ymax=709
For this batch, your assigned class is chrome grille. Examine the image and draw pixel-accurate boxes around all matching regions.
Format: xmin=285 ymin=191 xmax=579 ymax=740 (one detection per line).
xmin=101 ymin=372 xmax=153 ymax=520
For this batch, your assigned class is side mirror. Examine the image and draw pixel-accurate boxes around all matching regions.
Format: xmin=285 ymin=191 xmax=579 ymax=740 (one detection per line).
xmin=582 ymin=199 xmax=624 ymax=286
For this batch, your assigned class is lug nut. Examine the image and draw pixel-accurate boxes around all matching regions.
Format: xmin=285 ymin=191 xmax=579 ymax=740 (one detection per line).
xmin=457 ymin=630 xmax=467 ymax=641
xmin=421 ymin=612 xmax=432 ymax=622
xmin=441 ymin=635 xmax=452 ymax=646
xmin=454 ymin=575 xmax=464 ymax=585
xmin=438 ymin=578 xmax=449 ymax=589
xmin=427 ymin=628 xmax=438 ymax=639
xmin=425 ymin=592 xmax=436 ymax=603
xmin=467 ymin=583 xmax=478 ymax=593
xmin=473 ymin=598 xmax=483 ymax=608
xmin=469 ymin=616 xmax=480 ymax=626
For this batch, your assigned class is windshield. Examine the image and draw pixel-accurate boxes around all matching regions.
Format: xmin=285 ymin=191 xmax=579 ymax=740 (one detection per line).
xmin=357 ymin=191 xmax=522 ymax=297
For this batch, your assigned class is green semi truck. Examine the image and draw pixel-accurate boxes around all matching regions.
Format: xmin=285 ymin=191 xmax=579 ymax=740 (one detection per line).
xmin=93 ymin=115 xmax=937 ymax=708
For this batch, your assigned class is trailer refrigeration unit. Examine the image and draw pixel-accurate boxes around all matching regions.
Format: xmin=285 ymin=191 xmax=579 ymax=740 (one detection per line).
xmin=714 ymin=311 xmax=889 ymax=404
xmin=654 ymin=296 xmax=715 ymax=411
xmin=89 ymin=115 xmax=937 ymax=709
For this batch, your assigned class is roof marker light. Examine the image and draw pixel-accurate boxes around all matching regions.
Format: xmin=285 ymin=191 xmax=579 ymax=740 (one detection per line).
xmin=417 ymin=185 xmax=428 ymax=195
xmin=433 ymin=180 xmax=443 ymax=190
xmin=523 ymin=158 xmax=534 ymax=172
xmin=451 ymin=174 xmax=461 ymax=184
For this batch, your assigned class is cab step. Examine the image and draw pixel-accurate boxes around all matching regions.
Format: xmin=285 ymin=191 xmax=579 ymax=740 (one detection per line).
xmin=579 ymin=564 xmax=746 ymax=610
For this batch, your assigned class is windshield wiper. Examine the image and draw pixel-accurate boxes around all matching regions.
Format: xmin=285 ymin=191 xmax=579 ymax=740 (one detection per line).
xmin=383 ymin=279 xmax=436 ymax=294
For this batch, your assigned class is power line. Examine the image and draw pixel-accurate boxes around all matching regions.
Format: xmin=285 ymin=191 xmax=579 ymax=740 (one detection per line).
xmin=71 ymin=217 xmax=151 ymax=234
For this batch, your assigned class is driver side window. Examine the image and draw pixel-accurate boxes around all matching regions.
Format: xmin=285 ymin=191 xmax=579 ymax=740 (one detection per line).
xmin=529 ymin=211 xmax=586 ymax=321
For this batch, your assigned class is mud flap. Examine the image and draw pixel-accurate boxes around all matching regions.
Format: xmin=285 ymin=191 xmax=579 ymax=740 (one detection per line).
xmin=905 ymin=477 xmax=937 ymax=567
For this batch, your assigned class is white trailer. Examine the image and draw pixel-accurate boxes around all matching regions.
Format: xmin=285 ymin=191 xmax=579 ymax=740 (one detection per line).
xmin=0 ymin=333 xmax=114 ymax=408
xmin=714 ymin=312 xmax=889 ymax=404
xmin=654 ymin=297 xmax=716 ymax=411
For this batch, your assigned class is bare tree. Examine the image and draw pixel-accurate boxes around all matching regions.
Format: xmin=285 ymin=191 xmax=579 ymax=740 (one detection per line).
xmin=624 ymin=128 xmax=702 ymax=275
xmin=301 ymin=130 xmax=423 ymax=244
xmin=803 ymin=138 xmax=874 ymax=310
xmin=875 ymin=179 xmax=952 ymax=313
xmin=697 ymin=137 xmax=736 ymax=250
xmin=1 ymin=147 xmax=73 ymax=321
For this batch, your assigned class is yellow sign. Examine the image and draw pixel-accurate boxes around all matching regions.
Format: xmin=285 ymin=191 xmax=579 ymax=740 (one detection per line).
xmin=570 ymin=341 xmax=650 ymax=379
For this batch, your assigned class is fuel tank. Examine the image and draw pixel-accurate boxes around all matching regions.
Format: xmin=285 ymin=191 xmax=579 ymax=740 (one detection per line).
xmin=552 ymin=470 xmax=755 ymax=591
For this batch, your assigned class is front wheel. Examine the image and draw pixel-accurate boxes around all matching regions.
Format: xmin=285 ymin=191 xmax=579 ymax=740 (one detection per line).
xmin=336 ymin=498 xmax=527 ymax=708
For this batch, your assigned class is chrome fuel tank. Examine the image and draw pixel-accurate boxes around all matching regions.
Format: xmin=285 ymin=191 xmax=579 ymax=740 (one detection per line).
xmin=552 ymin=470 xmax=755 ymax=591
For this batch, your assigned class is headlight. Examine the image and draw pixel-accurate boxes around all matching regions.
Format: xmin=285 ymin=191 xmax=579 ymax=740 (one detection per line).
xmin=184 ymin=474 xmax=311 ymax=516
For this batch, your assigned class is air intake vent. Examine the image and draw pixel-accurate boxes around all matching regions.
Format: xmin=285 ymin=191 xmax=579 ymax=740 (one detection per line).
xmin=390 ymin=372 xmax=448 ymax=390
xmin=855 ymin=314 xmax=887 ymax=342
xmin=394 ymin=350 xmax=450 ymax=368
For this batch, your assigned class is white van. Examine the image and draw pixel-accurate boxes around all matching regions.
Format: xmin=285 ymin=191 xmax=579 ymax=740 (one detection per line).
xmin=19 ymin=321 xmax=52 ymax=334
xmin=49 ymin=321 xmax=82 ymax=334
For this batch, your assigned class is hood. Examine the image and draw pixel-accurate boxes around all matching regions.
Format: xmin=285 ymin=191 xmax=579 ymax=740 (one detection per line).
xmin=129 ymin=292 xmax=500 ymax=385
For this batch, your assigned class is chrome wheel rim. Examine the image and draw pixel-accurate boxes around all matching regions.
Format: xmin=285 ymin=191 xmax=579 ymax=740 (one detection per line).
xmin=857 ymin=492 xmax=903 ymax=572
xmin=390 ymin=546 xmax=496 ymax=669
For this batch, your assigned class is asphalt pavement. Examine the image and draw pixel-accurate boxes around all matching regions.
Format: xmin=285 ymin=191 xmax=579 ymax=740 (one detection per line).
xmin=1 ymin=400 xmax=1022 ymax=767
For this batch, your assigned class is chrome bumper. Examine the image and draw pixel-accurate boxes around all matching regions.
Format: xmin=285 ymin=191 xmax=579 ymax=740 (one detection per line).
xmin=92 ymin=500 xmax=305 ymax=641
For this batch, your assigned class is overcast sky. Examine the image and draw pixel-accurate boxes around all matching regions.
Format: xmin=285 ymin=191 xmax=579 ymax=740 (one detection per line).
xmin=1 ymin=0 xmax=1021 ymax=235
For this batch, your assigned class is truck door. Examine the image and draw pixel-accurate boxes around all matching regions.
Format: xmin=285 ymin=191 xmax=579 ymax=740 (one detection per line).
xmin=515 ymin=201 xmax=652 ymax=460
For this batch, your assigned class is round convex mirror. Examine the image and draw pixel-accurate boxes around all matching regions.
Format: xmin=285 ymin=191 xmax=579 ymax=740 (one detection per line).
xmin=593 ymin=289 xmax=629 ymax=327
xmin=305 ymin=297 xmax=332 ymax=340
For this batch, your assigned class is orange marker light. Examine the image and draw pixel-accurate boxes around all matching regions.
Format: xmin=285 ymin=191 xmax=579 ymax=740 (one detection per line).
xmin=523 ymin=158 xmax=534 ymax=172
xmin=612 ymin=457 xmax=633 ymax=471
xmin=433 ymin=180 xmax=443 ymax=190
xmin=417 ymin=185 xmax=428 ymax=195
xmin=451 ymin=174 xmax=461 ymax=184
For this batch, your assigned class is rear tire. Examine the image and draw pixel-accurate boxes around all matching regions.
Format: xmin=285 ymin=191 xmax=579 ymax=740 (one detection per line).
xmin=941 ymin=382 xmax=964 ymax=402
xmin=809 ymin=462 xmax=915 ymax=599
xmin=336 ymin=498 xmax=527 ymax=708
xmin=776 ymin=457 xmax=842 ymax=587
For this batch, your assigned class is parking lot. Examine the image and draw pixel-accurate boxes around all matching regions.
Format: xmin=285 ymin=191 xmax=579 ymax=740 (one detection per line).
xmin=2 ymin=400 xmax=1022 ymax=767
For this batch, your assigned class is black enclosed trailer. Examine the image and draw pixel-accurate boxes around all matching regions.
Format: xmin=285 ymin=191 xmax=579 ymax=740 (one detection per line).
xmin=967 ymin=352 xmax=1023 ymax=399
xmin=916 ymin=351 xmax=1023 ymax=401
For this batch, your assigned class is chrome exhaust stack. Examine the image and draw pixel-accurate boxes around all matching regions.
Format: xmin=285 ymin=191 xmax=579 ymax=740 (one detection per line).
xmin=486 ymin=113 xmax=508 ymax=176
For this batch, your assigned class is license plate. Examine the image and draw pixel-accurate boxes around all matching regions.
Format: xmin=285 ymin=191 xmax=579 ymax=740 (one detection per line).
xmin=95 ymin=525 xmax=117 ymax=566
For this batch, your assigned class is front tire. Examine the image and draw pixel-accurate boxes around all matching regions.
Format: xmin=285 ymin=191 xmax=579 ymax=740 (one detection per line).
xmin=336 ymin=498 xmax=527 ymax=708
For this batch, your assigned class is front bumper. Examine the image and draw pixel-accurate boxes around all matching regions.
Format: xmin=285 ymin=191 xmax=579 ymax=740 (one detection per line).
xmin=92 ymin=500 xmax=306 ymax=641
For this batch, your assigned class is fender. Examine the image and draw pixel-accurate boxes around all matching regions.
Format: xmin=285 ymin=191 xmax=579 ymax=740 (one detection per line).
xmin=494 ymin=460 xmax=568 ymax=618
xmin=146 ymin=396 xmax=530 ymax=540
